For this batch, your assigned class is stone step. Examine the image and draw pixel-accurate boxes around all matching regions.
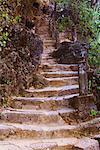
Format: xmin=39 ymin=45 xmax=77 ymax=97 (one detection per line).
xmin=41 ymin=54 xmax=54 ymax=58
xmin=44 ymin=44 xmax=55 ymax=48
xmin=1 ymin=108 xmax=76 ymax=125
xmin=41 ymin=61 xmax=55 ymax=65
xmin=41 ymin=55 xmax=53 ymax=59
xmin=43 ymin=41 xmax=55 ymax=45
xmin=40 ymin=64 xmax=78 ymax=72
xmin=43 ymin=43 xmax=55 ymax=46
xmin=41 ymin=38 xmax=54 ymax=42
xmin=41 ymin=60 xmax=55 ymax=64
xmin=41 ymin=60 xmax=56 ymax=64
xmin=43 ymin=48 xmax=57 ymax=51
xmin=42 ymin=71 xmax=78 ymax=78
xmin=38 ymin=33 xmax=50 ymax=36
xmin=0 ymin=138 xmax=99 ymax=150
xmin=0 ymin=118 xmax=99 ymax=139
xmin=41 ymin=51 xmax=54 ymax=56
xmin=12 ymin=94 xmax=79 ymax=110
xmin=41 ymin=58 xmax=55 ymax=62
xmin=42 ymin=40 xmax=54 ymax=43
xmin=42 ymin=62 xmax=56 ymax=65
xmin=25 ymin=85 xmax=79 ymax=97
xmin=43 ymin=47 xmax=55 ymax=51
xmin=43 ymin=39 xmax=55 ymax=42
xmin=0 ymin=123 xmax=77 ymax=139
xmin=43 ymin=38 xmax=56 ymax=43
xmin=40 ymin=36 xmax=53 ymax=40
xmin=41 ymin=55 xmax=55 ymax=60
xmin=38 ymin=32 xmax=49 ymax=35
xmin=43 ymin=46 xmax=55 ymax=49
xmin=47 ymin=77 xmax=78 ymax=87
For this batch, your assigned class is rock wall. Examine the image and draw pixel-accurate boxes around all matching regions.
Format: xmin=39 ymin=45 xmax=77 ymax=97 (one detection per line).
xmin=0 ymin=24 xmax=43 ymax=98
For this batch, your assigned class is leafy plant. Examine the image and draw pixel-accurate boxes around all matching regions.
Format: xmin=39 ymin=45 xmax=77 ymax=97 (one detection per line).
xmin=90 ymin=109 xmax=100 ymax=116
xmin=0 ymin=0 xmax=21 ymax=48
xmin=56 ymin=0 xmax=100 ymax=67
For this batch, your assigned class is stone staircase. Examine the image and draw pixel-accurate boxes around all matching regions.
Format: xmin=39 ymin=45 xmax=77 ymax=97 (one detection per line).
xmin=0 ymin=17 xmax=99 ymax=150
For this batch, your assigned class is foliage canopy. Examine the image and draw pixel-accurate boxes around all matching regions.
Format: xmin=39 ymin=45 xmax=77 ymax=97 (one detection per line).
xmin=56 ymin=0 xmax=100 ymax=67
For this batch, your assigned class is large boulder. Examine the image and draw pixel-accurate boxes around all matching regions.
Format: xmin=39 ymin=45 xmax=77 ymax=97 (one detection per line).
xmin=52 ymin=41 xmax=89 ymax=64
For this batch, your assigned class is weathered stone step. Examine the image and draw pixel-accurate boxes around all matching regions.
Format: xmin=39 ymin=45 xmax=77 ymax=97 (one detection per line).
xmin=44 ymin=45 xmax=55 ymax=48
xmin=41 ymin=53 xmax=52 ymax=57
xmin=47 ymin=77 xmax=78 ymax=87
xmin=40 ymin=36 xmax=53 ymax=40
xmin=43 ymin=39 xmax=55 ymax=42
xmin=1 ymin=108 xmax=76 ymax=124
xmin=40 ymin=64 xmax=78 ymax=72
xmin=43 ymin=46 xmax=55 ymax=50
xmin=41 ymin=60 xmax=55 ymax=64
xmin=0 ymin=138 xmax=99 ymax=150
xmin=41 ymin=61 xmax=55 ymax=65
xmin=41 ymin=51 xmax=54 ymax=57
xmin=42 ymin=48 xmax=55 ymax=52
xmin=41 ymin=60 xmax=56 ymax=64
xmin=42 ymin=61 xmax=55 ymax=65
xmin=41 ymin=58 xmax=55 ymax=62
xmin=42 ymin=71 xmax=78 ymax=78
xmin=43 ymin=47 xmax=56 ymax=50
xmin=41 ymin=55 xmax=54 ymax=59
xmin=43 ymin=41 xmax=55 ymax=45
xmin=25 ymin=85 xmax=79 ymax=97
xmin=0 ymin=118 xmax=99 ymax=139
xmin=41 ymin=55 xmax=53 ymax=59
xmin=38 ymin=33 xmax=50 ymax=36
xmin=41 ymin=57 xmax=54 ymax=62
xmin=0 ymin=123 xmax=77 ymax=139
xmin=43 ymin=39 xmax=56 ymax=43
xmin=12 ymin=94 xmax=79 ymax=110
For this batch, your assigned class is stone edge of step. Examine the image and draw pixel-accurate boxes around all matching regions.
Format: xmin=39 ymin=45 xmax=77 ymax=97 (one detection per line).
xmin=0 ymin=137 xmax=99 ymax=150
xmin=0 ymin=117 xmax=99 ymax=132
xmin=1 ymin=107 xmax=75 ymax=116
xmin=12 ymin=94 xmax=79 ymax=102
xmin=26 ymin=85 xmax=79 ymax=93
xmin=46 ymin=76 xmax=78 ymax=81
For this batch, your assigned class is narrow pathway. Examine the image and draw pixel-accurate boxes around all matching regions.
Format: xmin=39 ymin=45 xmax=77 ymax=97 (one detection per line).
xmin=0 ymin=17 xmax=99 ymax=150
